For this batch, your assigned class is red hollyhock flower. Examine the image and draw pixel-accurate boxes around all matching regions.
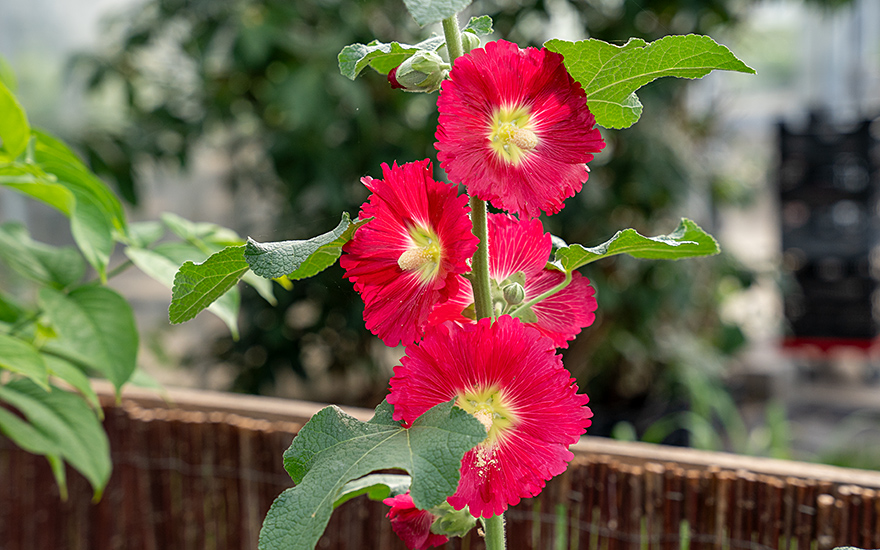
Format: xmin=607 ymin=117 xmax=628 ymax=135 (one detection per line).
xmin=435 ymin=39 xmax=606 ymax=218
xmin=430 ymin=213 xmax=597 ymax=347
xmin=341 ymin=160 xmax=478 ymax=346
xmin=388 ymin=315 xmax=592 ymax=518
xmin=384 ymin=493 xmax=449 ymax=550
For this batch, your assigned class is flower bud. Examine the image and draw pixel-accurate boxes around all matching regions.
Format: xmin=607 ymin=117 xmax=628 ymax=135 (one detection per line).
xmin=430 ymin=502 xmax=477 ymax=537
xmin=502 ymin=281 xmax=526 ymax=305
xmin=461 ymin=32 xmax=481 ymax=53
xmin=387 ymin=51 xmax=450 ymax=93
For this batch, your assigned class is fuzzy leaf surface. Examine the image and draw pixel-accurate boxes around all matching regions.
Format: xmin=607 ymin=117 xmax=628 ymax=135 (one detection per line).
xmin=246 ymin=213 xmax=356 ymax=279
xmin=545 ymin=35 xmax=755 ymax=129
xmin=402 ymin=0 xmax=472 ymax=26
xmin=556 ymin=218 xmax=719 ymax=271
xmin=287 ymin=217 xmax=371 ymax=280
xmin=259 ymin=400 xmax=485 ymax=550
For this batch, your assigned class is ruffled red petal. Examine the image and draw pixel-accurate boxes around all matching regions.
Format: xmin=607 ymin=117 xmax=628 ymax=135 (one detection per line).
xmin=388 ymin=316 xmax=592 ymax=518
xmin=384 ymin=493 xmax=449 ymax=549
xmin=341 ymin=160 xmax=477 ymax=346
xmin=436 ymin=40 xmax=606 ymax=218
xmin=428 ymin=214 xmax=597 ymax=348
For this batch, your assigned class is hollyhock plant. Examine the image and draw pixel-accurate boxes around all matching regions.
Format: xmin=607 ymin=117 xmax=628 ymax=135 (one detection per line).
xmin=435 ymin=39 xmax=606 ymax=218
xmin=431 ymin=213 xmax=597 ymax=347
xmin=384 ymin=493 xmax=449 ymax=550
xmin=388 ymin=315 xmax=592 ymax=518
xmin=340 ymin=159 xmax=478 ymax=346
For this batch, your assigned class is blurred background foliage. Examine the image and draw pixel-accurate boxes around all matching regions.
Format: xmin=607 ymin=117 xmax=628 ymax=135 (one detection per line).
xmin=72 ymin=0 xmax=764 ymax=446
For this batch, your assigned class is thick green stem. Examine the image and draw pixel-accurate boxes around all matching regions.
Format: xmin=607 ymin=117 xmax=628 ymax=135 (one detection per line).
xmin=483 ymin=513 xmax=506 ymax=550
xmin=442 ymin=16 xmax=502 ymax=549
xmin=441 ymin=15 xmax=464 ymax=62
xmin=468 ymin=196 xmax=494 ymax=320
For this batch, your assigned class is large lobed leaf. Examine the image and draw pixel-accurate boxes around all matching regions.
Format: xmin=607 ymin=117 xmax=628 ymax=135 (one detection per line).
xmin=555 ymin=218 xmax=719 ymax=272
xmin=545 ymin=35 xmax=755 ymax=129
xmin=259 ymin=400 xmax=485 ymax=550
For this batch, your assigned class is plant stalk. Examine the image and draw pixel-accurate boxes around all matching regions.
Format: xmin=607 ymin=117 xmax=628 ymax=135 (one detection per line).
xmin=441 ymin=15 xmax=464 ymax=63
xmin=468 ymin=196 xmax=494 ymax=320
xmin=441 ymin=14 xmax=502 ymax=550
xmin=440 ymin=14 xmax=494 ymax=322
xmin=483 ymin=513 xmax=506 ymax=550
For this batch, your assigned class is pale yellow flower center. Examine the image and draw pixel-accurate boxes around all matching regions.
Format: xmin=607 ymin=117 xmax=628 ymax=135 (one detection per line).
xmin=398 ymin=225 xmax=442 ymax=282
xmin=457 ymin=386 xmax=518 ymax=445
xmin=489 ymin=106 xmax=538 ymax=165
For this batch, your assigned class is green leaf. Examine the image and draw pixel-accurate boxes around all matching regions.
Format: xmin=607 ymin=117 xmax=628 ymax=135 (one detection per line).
xmin=463 ymin=15 xmax=493 ymax=35
xmin=287 ymin=217 xmax=371 ymax=281
xmin=44 ymin=355 xmax=102 ymax=414
xmin=0 ymin=379 xmax=111 ymax=498
xmin=259 ymin=399 xmax=485 ymax=550
xmin=338 ymin=17 xmax=491 ymax=79
xmin=545 ymin=35 xmax=755 ymax=129
xmin=33 ymin=130 xmax=126 ymax=230
xmin=555 ymin=218 xmax=719 ymax=271
xmin=0 ymin=334 xmax=49 ymax=390
xmin=0 ymin=222 xmax=85 ymax=288
xmin=125 ymin=246 xmax=242 ymax=337
xmin=126 ymin=221 xmax=165 ymax=248
xmin=31 ymin=131 xmax=127 ymax=278
xmin=160 ymin=212 xmax=244 ymax=246
xmin=0 ymin=80 xmax=29 ymax=160
xmin=169 ymin=245 xmax=249 ymax=329
xmin=333 ymin=473 xmax=412 ymax=508
xmin=246 ymin=213 xmax=356 ymax=279
xmin=0 ymin=56 xmax=18 ymax=92
xmin=402 ymin=0 xmax=472 ymax=26
xmin=38 ymin=286 xmax=139 ymax=390
xmin=0 ymin=163 xmax=76 ymax=215
xmin=241 ymin=271 xmax=277 ymax=304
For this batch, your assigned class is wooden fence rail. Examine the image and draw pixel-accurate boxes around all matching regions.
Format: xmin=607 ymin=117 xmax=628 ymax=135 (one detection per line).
xmin=2 ymin=384 xmax=879 ymax=549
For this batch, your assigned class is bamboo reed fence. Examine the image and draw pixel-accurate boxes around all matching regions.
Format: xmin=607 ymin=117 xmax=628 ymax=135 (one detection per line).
xmin=2 ymin=384 xmax=879 ymax=550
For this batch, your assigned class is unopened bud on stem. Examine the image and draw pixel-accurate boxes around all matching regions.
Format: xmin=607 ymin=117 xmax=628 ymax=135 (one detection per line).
xmin=388 ymin=51 xmax=450 ymax=93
